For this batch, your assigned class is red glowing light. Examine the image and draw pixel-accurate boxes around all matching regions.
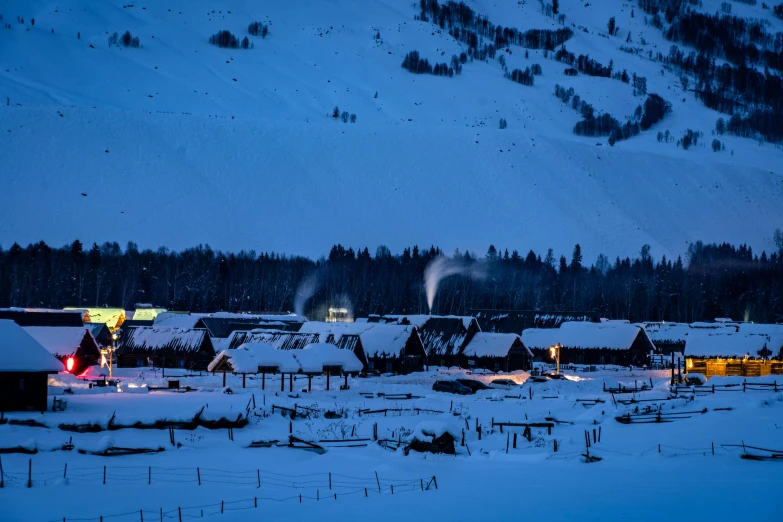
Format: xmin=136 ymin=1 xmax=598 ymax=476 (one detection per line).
xmin=66 ymin=357 xmax=75 ymax=372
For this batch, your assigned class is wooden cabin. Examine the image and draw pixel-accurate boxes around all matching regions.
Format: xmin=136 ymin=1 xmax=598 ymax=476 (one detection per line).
xmin=128 ymin=306 xmax=167 ymax=322
xmin=522 ymin=321 xmax=654 ymax=366
xmin=117 ymin=326 xmax=216 ymax=370
xmin=642 ymin=321 xmax=736 ymax=355
xmin=460 ymin=332 xmax=533 ymax=372
xmin=684 ymin=325 xmax=783 ymax=378
xmin=297 ymin=321 xmax=426 ymax=374
xmin=23 ymin=326 xmax=101 ymax=374
xmin=379 ymin=315 xmax=480 ymax=368
xmin=0 ymin=320 xmax=63 ymax=412
xmin=207 ymin=343 xmax=301 ymax=389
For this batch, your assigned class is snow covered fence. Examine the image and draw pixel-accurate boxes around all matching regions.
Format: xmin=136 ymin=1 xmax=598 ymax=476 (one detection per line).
xmin=41 ymin=471 xmax=438 ymax=522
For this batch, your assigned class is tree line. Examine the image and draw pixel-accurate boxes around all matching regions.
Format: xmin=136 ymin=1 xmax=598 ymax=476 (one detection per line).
xmin=1 ymin=238 xmax=782 ymax=324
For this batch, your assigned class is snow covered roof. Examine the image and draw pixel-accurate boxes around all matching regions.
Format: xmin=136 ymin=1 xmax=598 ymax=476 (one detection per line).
xmin=383 ymin=315 xmax=474 ymax=331
xmin=294 ymin=343 xmax=363 ymax=374
xmin=522 ymin=321 xmax=650 ymax=351
xmin=227 ymin=330 xmax=326 ymax=350
xmin=685 ymin=324 xmax=783 ymax=358
xmin=0 ymin=308 xmax=85 ymax=327
xmin=129 ymin=308 xmax=167 ymax=321
xmin=118 ymin=327 xmax=213 ymax=355
xmin=375 ymin=316 xmax=479 ymax=357
xmin=298 ymin=321 xmax=419 ymax=357
xmin=474 ymin=310 xmax=599 ymax=334
xmin=64 ymin=307 xmax=125 ymax=329
xmin=207 ymin=344 xmax=301 ymax=374
xmin=0 ymin=320 xmax=64 ymax=372
xmin=153 ymin=312 xmax=209 ymax=328
xmin=462 ymin=332 xmax=532 ymax=358
xmin=23 ymin=326 xmax=98 ymax=358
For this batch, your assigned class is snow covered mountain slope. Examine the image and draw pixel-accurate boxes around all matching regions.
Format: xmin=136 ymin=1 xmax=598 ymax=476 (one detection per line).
xmin=0 ymin=0 xmax=781 ymax=260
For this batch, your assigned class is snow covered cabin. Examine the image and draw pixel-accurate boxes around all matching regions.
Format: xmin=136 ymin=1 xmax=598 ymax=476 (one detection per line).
xmin=117 ymin=326 xmax=216 ymax=370
xmin=684 ymin=324 xmax=783 ymax=378
xmin=208 ymin=343 xmax=301 ymax=388
xmin=23 ymin=326 xmax=101 ymax=374
xmin=378 ymin=315 xmax=480 ymax=367
xmin=522 ymin=321 xmax=655 ymax=366
xmin=460 ymin=332 xmax=533 ymax=372
xmin=295 ymin=343 xmax=364 ymax=390
xmin=642 ymin=321 xmax=735 ymax=355
xmin=297 ymin=321 xmax=426 ymax=374
xmin=0 ymin=320 xmax=64 ymax=412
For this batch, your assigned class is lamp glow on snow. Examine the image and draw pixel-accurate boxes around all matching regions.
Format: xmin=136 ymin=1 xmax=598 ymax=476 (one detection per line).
xmin=66 ymin=357 xmax=75 ymax=372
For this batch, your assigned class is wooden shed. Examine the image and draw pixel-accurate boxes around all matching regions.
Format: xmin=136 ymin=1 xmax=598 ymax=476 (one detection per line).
xmin=23 ymin=326 xmax=101 ymax=374
xmin=117 ymin=326 xmax=215 ymax=370
xmin=0 ymin=320 xmax=63 ymax=412
xmin=522 ymin=321 xmax=654 ymax=366
xmin=460 ymin=332 xmax=533 ymax=372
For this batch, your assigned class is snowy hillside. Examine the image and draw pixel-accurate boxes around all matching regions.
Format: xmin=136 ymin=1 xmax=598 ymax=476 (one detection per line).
xmin=0 ymin=0 xmax=781 ymax=260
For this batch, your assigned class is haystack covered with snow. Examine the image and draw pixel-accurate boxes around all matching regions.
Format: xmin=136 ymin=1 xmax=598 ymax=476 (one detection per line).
xmin=294 ymin=343 xmax=363 ymax=374
xmin=522 ymin=321 xmax=654 ymax=366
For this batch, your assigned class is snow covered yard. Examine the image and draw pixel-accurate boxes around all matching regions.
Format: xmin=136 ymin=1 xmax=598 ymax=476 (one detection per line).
xmin=1 ymin=368 xmax=781 ymax=521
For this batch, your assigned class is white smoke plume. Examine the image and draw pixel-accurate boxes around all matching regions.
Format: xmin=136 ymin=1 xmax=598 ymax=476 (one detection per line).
xmin=424 ymin=255 xmax=486 ymax=313
xmin=294 ymin=271 xmax=323 ymax=317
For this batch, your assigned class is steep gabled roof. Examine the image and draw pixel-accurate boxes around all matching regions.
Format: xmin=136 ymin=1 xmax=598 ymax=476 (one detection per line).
xmin=118 ymin=327 xmax=213 ymax=356
xmin=463 ymin=332 xmax=532 ymax=358
xmin=685 ymin=327 xmax=781 ymax=358
xmin=227 ymin=330 xmax=328 ymax=350
xmin=297 ymin=321 xmax=418 ymax=358
xmin=0 ymin=320 xmax=64 ymax=372
xmin=23 ymin=326 xmax=99 ymax=359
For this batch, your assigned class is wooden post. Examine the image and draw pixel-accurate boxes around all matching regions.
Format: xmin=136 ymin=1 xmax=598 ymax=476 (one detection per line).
xmin=506 ymin=432 xmax=510 ymax=453
xmin=658 ymin=444 xmax=661 ymax=453
xmin=432 ymin=476 xmax=438 ymax=489
xmin=254 ymin=497 xmax=257 ymax=508
xmin=290 ymin=373 xmax=293 ymax=393
xmin=257 ymin=469 xmax=261 ymax=488
xmin=461 ymin=429 xmax=465 ymax=447
xmin=197 ymin=467 xmax=201 ymax=486
xmin=140 ymin=510 xmax=144 ymax=522
xmin=289 ymin=421 xmax=292 ymax=434
xmin=63 ymin=463 xmax=67 ymax=479
xmin=281 ymin=373 xmax=284 ymax=392
xmin=712 ymin=442 xmax=715 ymax=456
xmin=326 ymin=370 xmax=330 ymax=391
xmin=178 ymin=507 xmax=182 ymax=522
xmin=365 ymin=488 xmax=368 ymax=497
xmin=242 ymin=373 xmax=246 ymax=389
xmin=317 ymin=490 xmax=319 ymax=501
xmin=28 ymin=459 xmax=32 ymax=488
xmin=598 ymin=426 xmax=601 ymax=442
xmin=0 ymin=455 xmax=4 ymax=488
xmin=221 ymin=501 xmax=224 ymax=514
xmin=308 ymin=375 xmax=312 ymax=392
xmin=554 ymin=439 xmax=558 ymax=452
xmin=148 ymin=466 xmax=151 ymax=485
xmin=375 ymin=471 xmax=381 ymax=493
xmin=344 ymin=373 xmax=348 ymax=389
xmin=222 ymin=371 xmax=226 ymax=387
xmin=593 ymin=428 xmax=596 ymax=444
xmin=262 ymin=372 xmax=265 ymax=390
xmin=160 ymin=508 xmax=163 ymax=522
xmin=391 ymin=485 xmax=394 ymax=494
xmin=513 ymin=433 xmax=517 ymax=449
xmin=329 ymin=472 xmax=332 ymax=490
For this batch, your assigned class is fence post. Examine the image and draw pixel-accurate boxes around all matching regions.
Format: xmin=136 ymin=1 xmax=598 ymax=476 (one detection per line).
xmin=317 ymin=490 xmax=319 ymax=501
xmin=365 ymin=488 xmax=368 ymax=497
xmin=432 ymin=476 xmax=438 ymax=489
xmin=254 ymin=497 xmax=257 ymax=508
xmin=712 ymin=442 xmax=715 ymax=456
xmin=506 ymin=432 xmax=509 ymax=454
xmin=178 ymin=507 xmax=182 ymax=522
xmin=140 ymin=510 xmax=144 ymax=522
xmin=375 ymin=471 xmax=381 ymax=493
xmin=598 ymin=426 xmax=601 ymax=442
xmin=64 ymin=463 xmax=67 ymax=479
xmin=513 ymin=433 xmax=517 ymax=449
xmin=148 ymin=466 xmax=151 ymax=485
xmin=160 ymin=508 xmax=162 ymax=522
xmin=257 ymin=469 xmax=260 ymax=488
xmin=593 ymin=429 xmax=596 ymax=444
xmin=329 ymin=472 xmax=332 ymax=490
xmin=554 ymin=439 xmax=558 ymax=452
xmin=0 ymin=455 xmax=4 ymax=488
xmin=197 ymin=467 xmax=201 ymax=486
xmin=28 ymin=459 xmax=32 ymax=488
xmin=103 ymin=465 xmax=106 ymax=485
xmin=420 ymin=479 xmax=423 ymax=491
xmin=391 ymin=485 xmax=394 ymax=494
xmin=221 ymin=501 xmax=224 ymax=514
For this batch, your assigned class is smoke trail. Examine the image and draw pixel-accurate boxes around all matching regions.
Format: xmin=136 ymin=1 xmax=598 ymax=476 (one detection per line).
xmin=424 ymin=255 xmax=486 ymax=312
xmin=294 ymin=271 xmax=323 ymax=317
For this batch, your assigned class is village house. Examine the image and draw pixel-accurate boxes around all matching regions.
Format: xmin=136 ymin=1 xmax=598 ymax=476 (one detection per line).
xmin=23 ymin=326 xmax=101 ymax=374
xmin=64 ymin=307 xmax=126 ymax=331
xmin=460 ymin=332 xmax=533 ymax=373
xmin=377 ymin=315 xmax=480 ymax=368
xmin=0 ymin=320 xmax=63 ymax=412
xmin=117 ymin=326 xmax=216 ymax=370
xmin=522 ymin=321 xmax=655 ymax=366
xmin=684 ymin=323 xmax=783 ymax=378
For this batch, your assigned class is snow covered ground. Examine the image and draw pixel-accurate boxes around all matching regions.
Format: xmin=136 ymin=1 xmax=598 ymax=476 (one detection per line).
xmin=1 ymin=366 xmax=782 ymax=521
xmin=0 ymin=0 xmax=782 ymax=260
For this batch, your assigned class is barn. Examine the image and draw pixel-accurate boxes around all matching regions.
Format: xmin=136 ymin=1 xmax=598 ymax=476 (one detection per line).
xmin=522 ymin=321 xmax=655 ymax=366
xmin=297 ymin=321 xmax=426 ymax=374
xmin=461 ymin=332 xmax=533 ymax=373
xmin=117 ymin=326 xmax=216 ymax=370
xmin=23 ymin=326 xmax=101 ymax=374
xmin=0 ymin=320 xmax=64 ymax=412
xmin=685 ymin=324 xmax=783 ymax=378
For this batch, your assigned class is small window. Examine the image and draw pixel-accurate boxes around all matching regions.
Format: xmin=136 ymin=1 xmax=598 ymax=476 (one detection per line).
xmin=177 ymin=359 xmax=185 ymax=368
xmin=136 ymin=358 xmax=145 ymax=367
xmin=19 ymin=378 xmax=25 ymax=390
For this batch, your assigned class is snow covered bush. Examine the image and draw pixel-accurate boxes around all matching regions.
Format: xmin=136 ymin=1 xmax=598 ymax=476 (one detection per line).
xmin=209 ymin=30 xmax=244 ymax=49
